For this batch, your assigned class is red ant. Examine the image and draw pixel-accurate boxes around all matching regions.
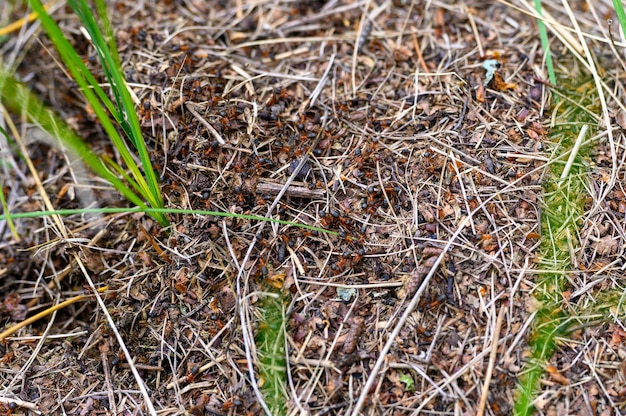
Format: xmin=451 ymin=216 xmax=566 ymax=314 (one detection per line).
xmin=266 ymin=87 xmax=291 ymax=107
xmin=351 ymin=248 xmax=365 ymax=264
xmin=334 ymin=255 xmax=349 ymax=272
xmin=222 ymin=397 xmax=243 ymax=411
xmin=233 ymin=186 xmax=246 ymax=205
xmin=273 ymin=140 xmax=291 ymax=153
xmin=184 ymin=365 xmax=200 ymax=384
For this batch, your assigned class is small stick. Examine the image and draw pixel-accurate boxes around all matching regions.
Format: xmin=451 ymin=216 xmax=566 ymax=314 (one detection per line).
xmin=412 ymin=32 xmax=429 ymax=73
xmin=560 ymin=124 xmax=588 ymax=180
xmin=308 ymin=54 xmax=335 ymax=109
xmin=0 ymin=1 xmax=53 ymax=37
xmin=256 ymin=182 xmax=325 ymax=199
xmin=100 ymin=342 xmax=117 ymax=416
xmin=185 ymin=102 xmax=226 ymax=145
xmin=118 ymin=363 xmax=164 ymax=371
xmin=465 ymin=4 xmax=484 ymax=58
xmin=139 ymin=223 xmax=172 ymax=264
xmin=166 ymin=356 xmax=227 ymax=389
xmin=0 ymin=397 xmax=41 ymax=414
xmin=477 ymin=304 xmax=506 ymax=416
xmin=0 ymin=287 xmax=108 ymax=340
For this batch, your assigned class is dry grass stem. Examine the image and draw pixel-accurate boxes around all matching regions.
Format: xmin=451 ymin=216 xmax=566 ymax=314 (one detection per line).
xmin=2 ymin=0 xmax=626 ymax=414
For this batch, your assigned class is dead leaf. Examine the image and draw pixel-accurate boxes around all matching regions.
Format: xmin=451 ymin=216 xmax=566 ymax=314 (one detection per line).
xmin=438 ymin=202 xmax=454 ymax=219
xmin=492 ymin=72 xmax=517 ymax=91
xmin=526 ymin=232 xmax=541 ymax=240
xmin=616 ymin=109 xmax=626 ymax=130
xmin=393 ymin=45 xmax=413 ymax=62
xmin=546 ymin=365 xmax=569 ymax=385
xmin=476 ymin=84 xmax=485 ymax=103
xmin=326 ymin=372 xmax=343 ymax=399
xmin=129 ymin=285 xmax=148 ymax=301
xmin=418 ymin=203 xmax=435 ymax=223
xmin=591 ymin=236 xmax=618 ymax=256
xmin=174 ymin=267 xmax=189 ymax=293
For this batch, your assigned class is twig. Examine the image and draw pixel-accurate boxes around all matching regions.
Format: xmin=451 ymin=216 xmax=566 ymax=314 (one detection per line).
xmin=351 ymin=0 xmax=372 ymax=95
xmin=477 ymin=304 xmax=506 ymax=416
xmin=74 ymin=254 xmax=157 ymax=416
xmin=184 ymin=102 xmax=226 ymax=145
xmin=0 ymin=287 xmax=107 ymax=340
xmin=464 ymin=4 xmax=484 ymax=57
xmin=308 ymin=53 xmax=335 ymax=109
xmin=256 ymin=181 xmax=325 ymax=199
xmin=560 ymin=124 xmax=588 ymax=180
xmin=100 ymin=341 xmax=117 ymax=416
xmin=0 ymin=397 xmax=41 ymax=414
xmin=166 ymin=355 xmax=228 ymax=389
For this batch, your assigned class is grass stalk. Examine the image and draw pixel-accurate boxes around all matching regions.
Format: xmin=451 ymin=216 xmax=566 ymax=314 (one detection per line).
xmin=23 ymin=0 xmax=167 ymax=225
xmin=612 ymin=0 xmax=626 ymax=40
xmin=0 ymin=72 xmax=151 ymax=212
xmin=0 ymin=286 xmax=108 ymax=341
xmin=533 ymin=0 xmax=556 ymax=85
xmin=0 ymin=206 xmax=338 ymax=236
xmin=0 ymin=180 xmax=19 ymax=241
xmin=0 ymin=124 xmax=19 ymax=241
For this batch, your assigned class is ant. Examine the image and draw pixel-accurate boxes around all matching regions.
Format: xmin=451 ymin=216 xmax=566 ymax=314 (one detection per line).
xmin=184 ymin=365 xmax=200 ymax=384
xmin=253 ymin=258 xmax=269 ymax=279
xmin=334 ymin=100 xmax=350 ymax=117
xmin=297 ymin=230 xmax=313 ymax=240
xmin=266 ymin=87 xmax=291 ymax=107
xmin=333 ymin=253 xmax=350 ymax=272
xmin=233 ymin=185 xmax=247 ymax=205
xmin=320 ymin=211 xmax=333 ymax=228
xmin=291 ymin=145 xmax=307 ymax=159
xmin=273 ymin=140 xmax=291 ymax=154
xmin=203 ymin=139 xmax=219 ymax=158
xmin=222 ymin=397 xmax=243 ymax=411
xmin=383 ymin=185 xmax=400 ymax=196
xmin=345 ymin=233 xmax=365 ymax=244
xmin=351 ymin=247 xmax=366 ymax=264
xmin=428 ymin=294 xmax=448 ymax=309
xmin=204 ymin=87 xmax=221 ymax=108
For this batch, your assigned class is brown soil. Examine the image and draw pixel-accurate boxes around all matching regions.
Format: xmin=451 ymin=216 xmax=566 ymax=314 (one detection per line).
xmin=1 ymin=1 xmax=626 ymax=415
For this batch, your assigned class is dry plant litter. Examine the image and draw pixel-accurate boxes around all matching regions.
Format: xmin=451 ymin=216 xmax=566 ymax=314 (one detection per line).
xmin=1 ymin=0 xmax=626 ymax=415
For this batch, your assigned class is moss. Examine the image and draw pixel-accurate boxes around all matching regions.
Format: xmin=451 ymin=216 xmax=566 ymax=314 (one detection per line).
xmin=514 ymin=75 xmax=596 ymax=416
xmin=256 ymin=292 xmax=288 ymax=416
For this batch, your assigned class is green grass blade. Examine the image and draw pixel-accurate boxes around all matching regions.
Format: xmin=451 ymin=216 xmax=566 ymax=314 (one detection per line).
xmin=67 ymin=0 xmax=164 ymax=212
xmin=0 ymin=124 xmax=19 ymax=241
xmin=27 ymin=0 xmax=166 ymax=225
xmin=0 ymin=184 xmax=19 ymax=241
xmin=0 ymin=70 xmax=149 ymax=212
xmin=613 ymin=0 xmax=626 ymax=40
xmin=26 ymin=0 xmax=141 ymax=172
xmin=26 ymin=0 xmax=118 ymax=119
xmin=0 ymin=206 xmax=338 ymax=235
xmin=100 ymin=153 xmax=147 ymax=196
xmin=534 ymin=0 xmax=556 ymax=85
xmin=513 ymin=77 xmax=595 ymax=416
xmin=67 ymin=0 xmax=129 ymax=134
